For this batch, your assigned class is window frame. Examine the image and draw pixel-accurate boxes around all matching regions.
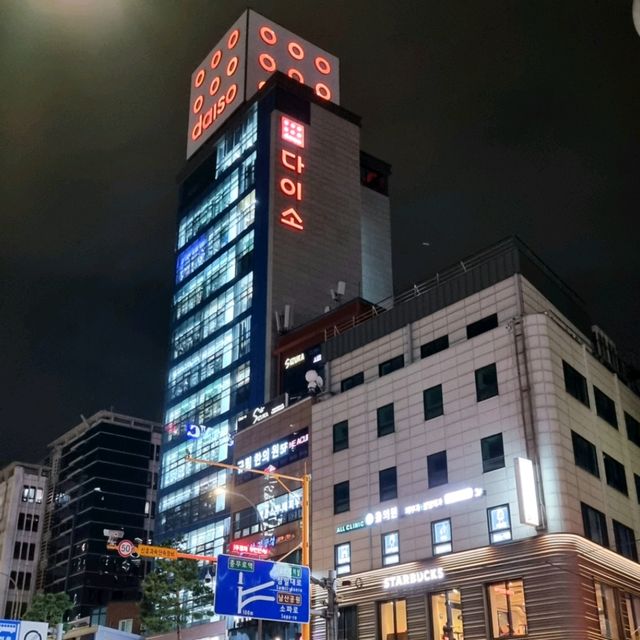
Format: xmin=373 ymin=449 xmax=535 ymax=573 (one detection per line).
xmin=379 ymin=354 xmax=404 ymax=377
xmin=603 ymin=453 xmax=628 ymax=495
xmin=562 ymin=360 xmax=590 ymax=407
xmin=613 ymin=519 xmax=638 ymax=562
xmin=333 ymin=420 xmax=349 ymax=453
xmin=486 ymin=579 xmax=528 ymax=638
xmin=466 ymin=313 xmax=498 ymax=339
xmin=594 ymin=386 xmax=618 ymax=428
xmin=481 ymin=433 xmax=505 ymax=473
xmin=432 ymin=518 xmax=452 ymax=555
xmin=625 ymin=412 xmax=640 ymax=447
xmin=377 ymin=403 xmax=395 ymax=437
xmin=427 ymin=450 xmax=448 ymax=488
xmin=420 ymin=335 xmax=449 ymax=359
xmin=333 ymin=481 xmax=350 ymax=515
xmin=378 ymin=599 xmax=408 ymax=640
xmin=341 ymin=372 xmax=364 ymax=392
xmin=581 ymin=502 xmax=609 ymax=547
xmin=335 ymin=542 xmax=351 ymax=575
xmin=475 ymin=363 xmax=499 ymax=401
xmin=571 ymin=430 xmax=600 ymax=477
xmin=338 ymin=604 xmax=358 ymax=640
xmin=487 ymin=504 xmax=512 ymax=544
xmin=381 ymin=530 xmax=400 ymax=566
xmin=423 ymin=384 xmax=444 ymax=420
xmin=379 ymin=467 xmax=398 ymax=502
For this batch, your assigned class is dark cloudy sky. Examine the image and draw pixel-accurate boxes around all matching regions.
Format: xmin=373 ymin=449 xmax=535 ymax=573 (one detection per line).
xmin=1 ymin=0 xmax=639 ymax=465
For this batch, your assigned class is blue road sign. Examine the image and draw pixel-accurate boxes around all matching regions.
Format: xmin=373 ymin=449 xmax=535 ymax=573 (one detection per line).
xmin=214 ymin=554 xmax=310 ymax=624
xmin=0 ymin=620 xmax=20 ymax=640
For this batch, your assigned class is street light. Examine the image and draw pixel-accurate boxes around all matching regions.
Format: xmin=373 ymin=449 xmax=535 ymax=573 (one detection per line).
xmin=213 ymin=486 xmax=266 ymax=534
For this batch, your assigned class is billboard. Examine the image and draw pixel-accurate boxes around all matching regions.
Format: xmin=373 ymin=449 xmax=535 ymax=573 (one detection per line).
xmin=186 ymin=10 xmax=340 ymax=158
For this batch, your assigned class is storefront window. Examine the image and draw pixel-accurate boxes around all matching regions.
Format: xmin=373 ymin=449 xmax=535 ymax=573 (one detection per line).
xmin=338 ymin=605 xmax=358 ymax=640
xmin=625 ymin=594 xmax=639 ymax=638
xmin=594 ymin=581 xmax=620 ymax=639
xmin=487 ymin=580 xmax=528 ymax=638
xmin=379 ymin=599 xmax=407 ymax=640
xmin=431 ymin=589 xmax=463 ymax=640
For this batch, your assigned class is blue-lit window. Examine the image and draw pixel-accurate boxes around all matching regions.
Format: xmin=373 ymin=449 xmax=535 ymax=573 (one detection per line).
xmin=185 ymin=519 xmax=230 ymax=558
xmin=216 ymin=104 xmax=258 ymax=177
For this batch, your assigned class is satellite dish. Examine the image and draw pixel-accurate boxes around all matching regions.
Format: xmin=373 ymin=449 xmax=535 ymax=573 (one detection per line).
xmin=634 ymin=0 xmax=640 ymax=37
xmin=305 ymin=369 xmax=323 ymax=394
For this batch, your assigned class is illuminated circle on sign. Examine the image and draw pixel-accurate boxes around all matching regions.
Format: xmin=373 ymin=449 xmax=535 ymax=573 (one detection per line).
xmin=315 ymin=82 xmax=331 ymax=100
xmin=280 ymin=177 xmax=302 ymax=200
xmin=226 ymin=56 xmax=238 ymax=76
xmin=194 ymin=69 xmax=206 ymax=88
xmin=209 ymin=76 xmax=221 ymax=96
xmin=226 ymin=83 xmax=238 ymax=103
xmin=193 ymin=95 xmax=204 ymax=114
xmin=227 ymin=28 xmax=240 ymax=49
xmin=259 ymin=53 xmax=276 ymax=72
xmin=314 ymin=56 xmax=331 ymax=75
xmin=288 ymin=68 xmax=304 ymax=84
xmin=258 ymin=80 xmax=266 ymax=90
xmin=260 ymin=25 xmax=277 ymax=45
xmin=210 ymin=49 xmax=222 ymax=69
xmin=288 ymin=41 xmax=305 ymax=60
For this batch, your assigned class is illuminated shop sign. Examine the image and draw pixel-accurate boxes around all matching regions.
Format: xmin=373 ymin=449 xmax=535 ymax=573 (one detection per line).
xmin=229 ymin=542 xmax=271 ymax=557
xmin=185 ymin=423 xmax=207 ymax=439
xmin=515 ymin=457 xmax=540 ymax=526
xmin=236 ymin=428 xmax=309 ymax=482
xmin=186 ymin=9 xmax=340 ymax=158
xmin=284 ymin=353 xmax=306 ymax=369
xmin=278 ymin=116 xmax=306 ymax=231
xmin=336 ymin=487 xmax=484 ymax=534
xmin=383 ymin=567 xmax=445 ymax=589
xmin=237 ymin=394 xmax=289 ymax=430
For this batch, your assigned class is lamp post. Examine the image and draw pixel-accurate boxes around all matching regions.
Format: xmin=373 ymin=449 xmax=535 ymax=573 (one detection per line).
xmin=213 ymin=486 xmax=266 ymax=536
xmin=0 ymin=570 xmax=20 ymax=620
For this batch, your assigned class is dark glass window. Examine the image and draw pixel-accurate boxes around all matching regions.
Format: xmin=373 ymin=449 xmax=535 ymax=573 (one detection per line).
xmin=562 ymin=360 xmax=590 ymax=407
xmin=341 ymin=372 xmax=364 ymax=392
xmin=427 ymin=451 xmax=448 ymax=488
xmin=571 ymin=431 xmax=599 ymax=477
xmin=604 ymin=453 xmax=628 ymax=495
xmin=379 ymin=467 xmax=398 ymax=502
xmin=338 ymin=605 xmax=358 ymax=640
xmin=333 ymin=420 xmax=349 ymax=453
xmin=635 ymin=474 xmax=640 ymax=505
xmin=613 ymin=520 xmax=638 ymax=561
xmin=423 ymin=385 xmax=444 ymax=420
xmin=379 ymin=355 xmax=404 ymax=377
xmin=594 ymin=386 xmax=618 ymax=428
xmin=625 ymin=412 xmax=640 ymax=447
xmin=481 ymin=433 xmax=505 ymax=473
xmin=466 ymin=313 xmax=498 ymax=339
xmin=420 ymin=335 xmax=449 ymax=359
xmin=581 ymin=502 xmax=609 ymax=547
xmin=334 ymin=481 xmax=350 ymax=514
xmin=475 ymin=363 xmax=498 ymax=401
xmin=377 ymin=403 xmax=395 ymax=437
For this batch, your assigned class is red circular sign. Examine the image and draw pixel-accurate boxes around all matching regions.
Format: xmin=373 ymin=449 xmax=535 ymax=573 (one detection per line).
xmin=117 ymin=539 xmax=135 ymax=558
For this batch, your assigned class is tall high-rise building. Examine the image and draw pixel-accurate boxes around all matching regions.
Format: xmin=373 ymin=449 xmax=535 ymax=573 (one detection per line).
xmin=157 ymin=8 xmax=392 ymax=566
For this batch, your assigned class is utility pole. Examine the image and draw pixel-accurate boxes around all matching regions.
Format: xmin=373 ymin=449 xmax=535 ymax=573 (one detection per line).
xmin=311 ymin=570 xmax=338 ymax=640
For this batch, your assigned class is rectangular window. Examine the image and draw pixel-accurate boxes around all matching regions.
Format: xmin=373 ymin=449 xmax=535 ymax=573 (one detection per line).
xmin=379 ymin=355 xmax=404 ymax=377
xmin=475 ymin=363 xmax=499 ymax=401
xmin=603 ymin=453 xmax=628 ymax=495
xmin=488 ymin=505 xmax=512 ymax=543
xmin=562 ymin=360 xmax=590 ymax=407
xmin=466 ymin=313 xmax=498 ymax=339
xmin=379 ymin=599 xmax=407 ymax=640
xmin=377 ymin=403 xmax=395 ymax=437
xmin=594 ymin=386 xmax=618 ymax=428
xmin=430 ymin=589 xmax=463 ymax=640
xmin=635 ymin=474 xmax=640 ymax=505
xmin=432 ymin=518 xmax=452 ymax=555
xmin=382 ymin=531 xmax=400 ymax=566
xmin=333 ymin=420 xmax=349 ymax=453
xmin=118 ymin=620 xmax=133 ymax=634
xmin=487 ymin=579 xmax=528 ymax=638
xmin=581 ymin=502 xmax=609 ymax=547
xmin=613 ymin=520 xmax=638 ymax=561
xmin=481 ymin=433 xmax=505 ymax=473
xmin=341 ymin=372 xmax=364 ymax=392
xmin=420 ymin=335 xmax=449 ymax=359
xmin=379 ymin=467 xmax=398 ymax=502
xmin=594 ymin=581 xmax=619 ymax=640
xmin=571 ymin=430 xmax=599 ymax=477
xmin=335 ymin=542 xmax=351 ymax=575
xmin=427 ymin=451 xmax=448 ymax=488
xmin=423 ymin=385 xmax=444 ymax=420
xmin=334 ymin=481 xmax=350 ymax=514
xmin=625 ymin=412 xmax=640 ymax=447
xmin=338 ymin=605 xmax=358 ymax=640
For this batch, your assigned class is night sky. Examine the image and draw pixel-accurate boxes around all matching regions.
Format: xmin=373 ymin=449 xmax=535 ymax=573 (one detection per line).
xmin=2 ymin=1 xmax=639 ymax=466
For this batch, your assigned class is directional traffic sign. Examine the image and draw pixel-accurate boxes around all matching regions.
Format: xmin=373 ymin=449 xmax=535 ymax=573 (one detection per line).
xmin=214 ymin=554 xmax=310 ymax=623
xmin=117 ymin=539 xmax=135 ymax=558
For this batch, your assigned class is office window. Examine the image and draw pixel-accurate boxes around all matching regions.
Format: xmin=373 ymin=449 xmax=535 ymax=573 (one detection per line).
xmin=603 ymin=453 xmax=628 ymax=495
xmin=377 ymin=403 xmax=395 ymax=437
xmin=431 ymin=589 xmax=463 ymax=640
xmin=487 ymin=580 xmax=528 ymax=638
xmin=379 ymin=467 xmax=398 ymax=502
xmin=613 ymin=520 xmax=638 ymax=561
xmin=379 ymin=355 xmax=404 ymax=377
xmin=571 ymin=431 xmax=599 ymax=477
xmin=432 ymin=518 xmax=452 ymax=555
xmin=334 ymin=481 xmax=350 ymax=514
xmin=488 ymin=505 xmax=512 ymax=543
xmin=333 ymin=420 xmax=349 ymax=453
xmin=562 ymin=360 xmax=590 ymax=407
xmin=382 ymin=531 xmax=400 ymax=565
xmin=420 ymin=335 xmax=449 ymax=359
xmin=379 ymin=599 xmax=407 ymax=640
xmin=466 ymin=313 xmax=498 ymax=339
xmin=335 ymin=542 xmax=351 ymax=575
xmin=594 ymin=386 xmax=618 ymax=428
xmin=581 ymin=502 xmax=609 ymax=547
xmin=338 ymin=605 xmax=358 ymax=640
xmin=118 ymin=620 xmax=133 ymax=634
xmin=625 ymin=412 xmax=640 ymax=447
xmin=9 ymin=571 xmax=31 ymax=590
xmin=594 ymin=581 xmax=619 ymax=640
xmin=423 ymin=385 xmax=444 ymax=420
xmin=13 ymin=542 xmax=35 ymax=561
xmin=635 ymin=474 xmax=640 ymax=505
xmin=427 ymin=451 xmax=448 ymax=488
xmin=475 ymin=363 xmax=498 ymax=401
xmin=17 ymin=513 xmax=39 ymax=533
xmin=481 ymin=433 xmax=505 ymax=473
xmin=341 ymin=372 xmax=364 ymax=392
